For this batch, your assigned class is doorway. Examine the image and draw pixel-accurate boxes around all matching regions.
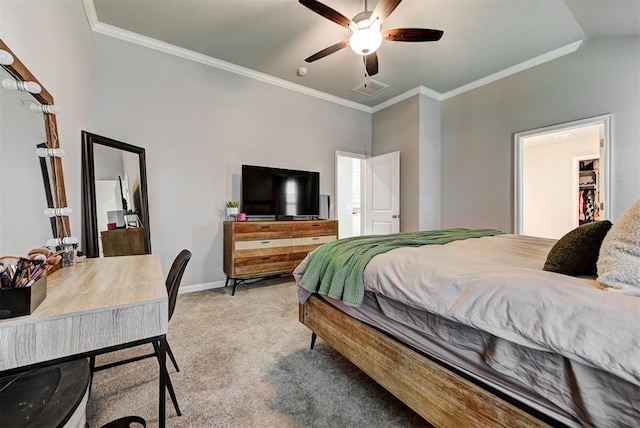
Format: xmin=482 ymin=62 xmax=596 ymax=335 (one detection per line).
xmin=335 ymin=151 xmax=401 ymax=238
xmin=336 ymin=151 xmax=366 ymax=239
xmin=514 ymin=115 xmax=611 ymax=238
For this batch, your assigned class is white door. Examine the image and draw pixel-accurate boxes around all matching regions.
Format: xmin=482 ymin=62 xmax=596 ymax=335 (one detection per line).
xmin=363 ymin=151 xmax=400 ymax=235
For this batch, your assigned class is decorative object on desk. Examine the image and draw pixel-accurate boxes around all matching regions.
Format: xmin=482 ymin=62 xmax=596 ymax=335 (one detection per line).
xmin=0 ymin=258 xmax=47 ymax=319
xmin=75 ymin=251 xmax=86 ymax=264
xmin=44 ymin=237 xmax=78 ymax=268
xmin=27 ymin=247 xmax=61 ymax=272
xmin=225 ymin=201 xmax=239 ymax=216
xmin=237 ymin=212 xmax=247 ymax=222
xmin=124 ymin=209 xmax=140 ymax=228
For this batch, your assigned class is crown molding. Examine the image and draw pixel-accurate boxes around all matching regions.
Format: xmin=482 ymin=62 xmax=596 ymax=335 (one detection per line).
xmin=82 ymin=0 xmax=583 ymax=113
xmin=440 ymin=40 xmax=583 ymax=100
xmin=372 ymin=86 xmax=443 ymax=113
xmin=81 ymin=0 xmax=372 ymax=113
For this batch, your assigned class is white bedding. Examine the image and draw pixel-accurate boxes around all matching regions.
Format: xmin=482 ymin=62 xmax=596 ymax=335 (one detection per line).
xmin=361 ymin=234 xmax=640 ymax=386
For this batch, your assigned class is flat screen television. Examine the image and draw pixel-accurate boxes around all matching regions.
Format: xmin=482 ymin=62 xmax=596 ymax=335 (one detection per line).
xmin=241 ymin=164 xmax=319 ymax=220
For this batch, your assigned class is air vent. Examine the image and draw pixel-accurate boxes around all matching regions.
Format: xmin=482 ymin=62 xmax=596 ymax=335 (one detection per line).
xmin=352 ymin=79 xmax=388 ymax=96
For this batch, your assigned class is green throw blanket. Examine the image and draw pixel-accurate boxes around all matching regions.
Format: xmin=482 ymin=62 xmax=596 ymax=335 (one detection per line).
xmin=299 ymin=228 xmax=504 ymax=307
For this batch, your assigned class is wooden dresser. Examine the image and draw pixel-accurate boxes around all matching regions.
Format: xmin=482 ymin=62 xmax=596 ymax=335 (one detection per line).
xmin=223 ymin=220 xmax=338 ymax=293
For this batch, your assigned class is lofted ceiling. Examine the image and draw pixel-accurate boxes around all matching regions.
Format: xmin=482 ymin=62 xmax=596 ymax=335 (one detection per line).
xmin=89 ymin=0 xmax=640 ymax=109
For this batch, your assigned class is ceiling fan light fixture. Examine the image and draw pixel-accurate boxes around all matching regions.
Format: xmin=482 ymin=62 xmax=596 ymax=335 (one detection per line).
xmin=350 ymin=27 xmax=383 ymax=55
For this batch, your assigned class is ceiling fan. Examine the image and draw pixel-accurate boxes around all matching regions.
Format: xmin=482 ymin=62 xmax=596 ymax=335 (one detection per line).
xmin=299 ymin=0 xmax=444 ymax=76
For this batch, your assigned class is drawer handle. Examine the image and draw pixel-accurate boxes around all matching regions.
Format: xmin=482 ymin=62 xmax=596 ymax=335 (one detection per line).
xmin=260 ymin=226 xmax=270 ymax=229
xmin=260 ymin=241 xmax=271 ymax=244
xmin=311 ymin=237 xmax=320 ymax=241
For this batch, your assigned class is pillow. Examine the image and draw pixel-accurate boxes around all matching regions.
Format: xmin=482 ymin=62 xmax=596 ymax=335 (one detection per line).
xmin=543 ymin=220 xmax=612 ymax=276
xmin=597 ymin=199 xmax=640 ymax=291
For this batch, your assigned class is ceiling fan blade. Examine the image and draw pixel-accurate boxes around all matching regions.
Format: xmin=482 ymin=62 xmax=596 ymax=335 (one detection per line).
xmin=371 ymin=0 xmax=403 ymax=24
xmin=364 ymin=52 xmax=379 ymax=76
xmin=382 ymin=28 xmax=444 ymax=42
xmin=299 ymin=0 xmax=355 ymax=30
xmin=305 ymin=40 xmax=350 ymax=63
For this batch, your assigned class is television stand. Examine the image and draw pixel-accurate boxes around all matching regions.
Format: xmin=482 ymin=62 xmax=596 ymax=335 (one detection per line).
xmin=223 ymin=219 xmax=338 ymax=295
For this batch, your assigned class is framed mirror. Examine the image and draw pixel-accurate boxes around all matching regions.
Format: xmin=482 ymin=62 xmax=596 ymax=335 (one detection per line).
xmin=0 ymin=38 xmax=70 ymax=256
xmin=81 ymin=131 xmax=151 ymax=258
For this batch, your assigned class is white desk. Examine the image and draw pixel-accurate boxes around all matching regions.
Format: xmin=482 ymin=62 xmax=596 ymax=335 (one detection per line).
xmin=0 ymin=255 xmax=169 ymax=426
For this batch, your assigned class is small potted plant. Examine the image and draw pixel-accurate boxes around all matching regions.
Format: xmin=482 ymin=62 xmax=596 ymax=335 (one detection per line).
xmin=225 ymin=201 xmax=239 ymax=216
xmin=124 ymin=208 xmax=140 ymax=227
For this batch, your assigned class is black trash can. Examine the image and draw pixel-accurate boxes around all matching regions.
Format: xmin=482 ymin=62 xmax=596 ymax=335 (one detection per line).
xmin=0 ymin=358 xmax=91 ymax=427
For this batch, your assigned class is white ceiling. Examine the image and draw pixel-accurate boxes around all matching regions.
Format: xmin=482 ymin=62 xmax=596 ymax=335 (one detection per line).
xmin=89 ymin=0 xmax=640 ymax=108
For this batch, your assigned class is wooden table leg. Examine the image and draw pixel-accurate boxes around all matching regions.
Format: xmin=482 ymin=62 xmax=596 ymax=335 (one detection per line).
xmin=158 ymin=336 xmax=167 ymax=428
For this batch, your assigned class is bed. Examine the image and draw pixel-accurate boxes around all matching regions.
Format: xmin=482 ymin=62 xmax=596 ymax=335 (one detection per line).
xmin=293 ymin=226 xmax=640 ymax=428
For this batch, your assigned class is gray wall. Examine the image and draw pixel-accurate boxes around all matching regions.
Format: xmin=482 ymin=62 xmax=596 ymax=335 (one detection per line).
xmin=418 ymin=94 xmax=441 ymax=230
xmin=441 ymin=36 xmax=640 ymax=231
xmin=372 ymin=94 xmax=441 ymax=232
xmin=372 ymin=96 xmax=420 ymax=232
xmin=90 ymin=35 xmax=371 ymax=286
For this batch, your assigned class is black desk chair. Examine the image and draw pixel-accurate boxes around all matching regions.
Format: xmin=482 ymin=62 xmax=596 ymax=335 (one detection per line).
xmin=90 ymin=249 xmax=192 ymax=416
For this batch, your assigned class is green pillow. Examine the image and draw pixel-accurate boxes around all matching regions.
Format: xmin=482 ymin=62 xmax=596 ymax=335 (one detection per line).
xmin=543 ymin=220 xmax=613 ymax=276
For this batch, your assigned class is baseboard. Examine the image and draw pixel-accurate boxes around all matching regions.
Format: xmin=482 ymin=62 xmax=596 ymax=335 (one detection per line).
xmin=179 ymin=280 xmax=226 ymax=294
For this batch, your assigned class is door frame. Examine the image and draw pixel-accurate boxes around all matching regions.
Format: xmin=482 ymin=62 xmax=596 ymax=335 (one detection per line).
xmin=513 ymin=114 xmax=612 ymax=234
xmin=335 ymin=151 xmax=368 ymax=238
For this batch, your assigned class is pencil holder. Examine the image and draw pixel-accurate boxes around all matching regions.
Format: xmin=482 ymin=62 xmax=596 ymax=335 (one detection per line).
xmin=0 ymin=274 xmax=47 ymax=319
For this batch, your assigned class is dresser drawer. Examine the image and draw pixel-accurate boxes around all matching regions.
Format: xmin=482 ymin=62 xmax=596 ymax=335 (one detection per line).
xmin=234 ymin=258 xmax=296 ymax=276
xmin=291 ymin=221 xmax=338 ymax=237
xmin=235 ymin=254 xmax=290 ymax=267
xmin=235 ymin=238 xmax=292 ymax=251
xmin=233 ymin=222 xmax=291 ymax=233
xmin=291 ymin=236 xmax=336 ymax=247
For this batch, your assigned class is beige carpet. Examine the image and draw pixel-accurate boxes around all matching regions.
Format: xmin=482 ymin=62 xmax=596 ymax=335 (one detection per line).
xmin=86 ymin=278 xmax=425 ymax=427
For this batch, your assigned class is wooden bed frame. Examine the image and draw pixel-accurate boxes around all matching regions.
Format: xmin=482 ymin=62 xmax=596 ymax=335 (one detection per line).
xmin=299 ymin=294 xmax=554 ymax=428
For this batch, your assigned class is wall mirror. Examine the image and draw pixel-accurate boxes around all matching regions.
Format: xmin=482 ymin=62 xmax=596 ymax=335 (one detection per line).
xmin=0 ymin=39 xmax=70 ymax=256
xmin=81 ymin=131 xmax=151 ymax=258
